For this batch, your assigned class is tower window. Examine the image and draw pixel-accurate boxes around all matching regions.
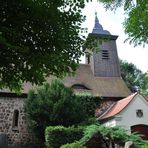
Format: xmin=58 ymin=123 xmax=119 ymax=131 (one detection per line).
xmin=102 ymin=50 xmax=109 ymax=59
xmin=12 ymin=109 xmax=19 ymax=128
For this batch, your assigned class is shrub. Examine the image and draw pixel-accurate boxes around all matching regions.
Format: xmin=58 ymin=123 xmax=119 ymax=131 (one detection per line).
xmin=24 ymin=79 xmax=87 ymax=142
xmin=45 ymin=126 xmax=84 ymax=148
xmin=60 ymin=141 xmax=86 ymax=148
xmin=81 ymin=124 xmax=147 ymax=148
xmin=76 ymin=93 xmax=101 ymax=117
xmin=142 ymin=142 xmax=148 ymax=148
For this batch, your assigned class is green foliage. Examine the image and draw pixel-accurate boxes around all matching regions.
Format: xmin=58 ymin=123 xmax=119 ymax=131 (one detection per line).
xmin=123 ymin=1 xmax=148 ymax=46
xmin=81 ymin=124 xmax=99 ymax=142
xmin=138 ymin=72 xmax=148 ymax=95
xmin=142 ymin=142 xmax=148 ymax=148
xmin=76 ymin=93 xmax=101 ymax=117
xmin=24 ymin=79 xmax=87 ymax=141
xmin=79 ymin=117 xmax=98 ymax=126
xmin=120 ymin=60 xmax=148 ymax=95
xmin=98 ymin=0 xmax=148 ymax=46
xmin=45 ymin=126 xmax=84 ymax=148
xmin=0 ymin=0 xmax=86 ymax=91
xmin=81 ymin=124 xmax=147 ymax=147
xmin=60 ymin=141 xmax=86 ymax=148
xmin=128 ymin=133 xmax=146 ymax=148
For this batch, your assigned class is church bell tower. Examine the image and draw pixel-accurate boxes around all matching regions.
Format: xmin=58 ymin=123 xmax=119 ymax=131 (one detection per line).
xmin=86 ymin=14 xmax=121 ymax=78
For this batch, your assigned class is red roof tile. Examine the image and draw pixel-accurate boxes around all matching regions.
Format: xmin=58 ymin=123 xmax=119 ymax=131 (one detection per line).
xmin=98 ymin=93 xmax=138 ymax=120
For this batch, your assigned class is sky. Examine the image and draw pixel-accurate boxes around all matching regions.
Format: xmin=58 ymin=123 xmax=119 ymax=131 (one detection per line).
xmin=80 ymin=1 xmax=148 ymax=72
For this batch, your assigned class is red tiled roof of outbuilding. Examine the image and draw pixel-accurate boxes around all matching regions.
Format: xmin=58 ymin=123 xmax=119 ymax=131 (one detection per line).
xmin=98 ymin=93 xmax=138 ymax=120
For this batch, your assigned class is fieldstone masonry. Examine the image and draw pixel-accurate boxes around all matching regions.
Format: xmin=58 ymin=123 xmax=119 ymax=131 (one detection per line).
xmin=0 ymin=96 xmax=35 ymax=147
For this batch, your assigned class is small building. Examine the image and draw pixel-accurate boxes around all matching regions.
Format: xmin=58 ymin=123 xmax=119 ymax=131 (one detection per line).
xmin=97 ymin=93 xmax=148 ymax=140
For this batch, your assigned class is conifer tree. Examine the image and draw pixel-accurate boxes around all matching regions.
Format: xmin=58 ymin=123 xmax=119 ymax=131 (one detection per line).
xmin=24 ymin=79 xmax=86 ymax=142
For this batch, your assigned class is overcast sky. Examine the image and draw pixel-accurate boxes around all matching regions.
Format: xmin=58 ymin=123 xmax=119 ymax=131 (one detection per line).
xmin=80 ymin=1 xmax=148 ymax=72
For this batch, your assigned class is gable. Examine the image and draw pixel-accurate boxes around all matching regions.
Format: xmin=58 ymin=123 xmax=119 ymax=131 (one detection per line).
xmin=98 ymin=93 xmax=148 ymax=134
xmin=119 ymin=94 xmax=148 ymax=117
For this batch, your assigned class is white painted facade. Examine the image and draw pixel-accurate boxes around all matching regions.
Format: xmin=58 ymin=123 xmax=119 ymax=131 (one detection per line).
xmin=103 ymin=94 xmax=148 ymax=133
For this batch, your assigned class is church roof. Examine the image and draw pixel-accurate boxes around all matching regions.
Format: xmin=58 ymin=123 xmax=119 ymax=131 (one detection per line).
xmin=98 ymin=93 xmax=137 ymax=120
xmin=92 ymin=15 xmax=110 ymax=35
xmin=0 ymin=64 xmax=131 ymax=98
xmin=63 ymin=64 xmax=131 ymax=97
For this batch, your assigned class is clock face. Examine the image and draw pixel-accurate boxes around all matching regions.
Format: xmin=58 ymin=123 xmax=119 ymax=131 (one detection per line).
xmin=136 ymin=109 xmax=143 ymax=118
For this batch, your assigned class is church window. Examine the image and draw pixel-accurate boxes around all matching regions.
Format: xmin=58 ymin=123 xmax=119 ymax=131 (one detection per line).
xmin=136 ymin=109 xmax=143 ymax=118
xmin=12 ymin=109 xmax=19 ymax=128
xmin=102 ymin=50 xmax=109 ymax=59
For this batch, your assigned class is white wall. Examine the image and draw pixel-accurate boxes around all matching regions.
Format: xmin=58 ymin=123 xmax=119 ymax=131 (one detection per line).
xmin=104 ymin=119 xmax=117 ymax=127
xmin=105 ymin=94 xmax=148 ymax=133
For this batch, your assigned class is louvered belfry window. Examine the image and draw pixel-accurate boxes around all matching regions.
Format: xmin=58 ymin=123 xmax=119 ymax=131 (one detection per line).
xmin=102 ymin=50 xmax=109 ymax=59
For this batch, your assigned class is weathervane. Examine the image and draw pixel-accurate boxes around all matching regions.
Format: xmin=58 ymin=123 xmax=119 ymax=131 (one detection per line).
xmin=95 ymin=10 xmax=97 ymax=17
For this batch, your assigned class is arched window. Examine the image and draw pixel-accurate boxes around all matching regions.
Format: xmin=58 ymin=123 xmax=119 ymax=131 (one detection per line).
xmin=12 ymin=109 xmax=19 ymax=128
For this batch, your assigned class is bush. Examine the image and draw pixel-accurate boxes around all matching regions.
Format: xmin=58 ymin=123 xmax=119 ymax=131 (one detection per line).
xmin=142 ymin=143 xmax=148 ymax=148
xmin=76 ymin=93 xmax=101 ymax=117
xmin=81 ymin=124 xmax=147 ymax=148
xmin=60 ymin=141 xmax=86 ymax=148
xmin=24 ymin=79 xmax=87 ymax=142
xmin=45 ymin=126 xmax=84 ymax=148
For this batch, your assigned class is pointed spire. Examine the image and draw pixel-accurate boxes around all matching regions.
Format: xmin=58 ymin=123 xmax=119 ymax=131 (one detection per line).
xmin=92 ymin=13 xmax=110 ymax=35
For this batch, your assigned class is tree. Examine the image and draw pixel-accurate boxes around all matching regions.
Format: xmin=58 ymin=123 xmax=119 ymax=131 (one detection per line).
xmin=120 ymin=60 xmax=148 ymax=95
xmin=138 ymin=72 xmax=148 ymax=95
xmin=82 ymin=124 xmax=147 ymax=148
xmin=24 ymin=79 xmax=87 ymax=142
xmin=0 ymin=0 xmax=86 ymax=91
xmin=98 ymin=0 xmax=148 ymax=46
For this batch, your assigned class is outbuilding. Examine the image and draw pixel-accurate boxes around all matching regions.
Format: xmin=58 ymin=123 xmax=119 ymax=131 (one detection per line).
xmin=98 ymin=93 xmax=148 ymax=140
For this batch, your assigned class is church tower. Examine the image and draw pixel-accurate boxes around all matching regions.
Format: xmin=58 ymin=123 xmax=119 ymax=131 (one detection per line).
xmin=86 ymin=14 xmax=121 ymax=77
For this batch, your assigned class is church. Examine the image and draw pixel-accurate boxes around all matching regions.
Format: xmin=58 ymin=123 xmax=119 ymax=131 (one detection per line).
xmin=62 ymin=14 xmax=131 ymax=99
xmin=0 ymin=14 xmax=147 ymax=147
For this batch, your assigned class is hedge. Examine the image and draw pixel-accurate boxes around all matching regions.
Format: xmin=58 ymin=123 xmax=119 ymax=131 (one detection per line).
xmin=60 ymin=141 xmax=86 ymax=148
xmin=76 ymin=94 xmax=101 ymax=117
xmin=45 ymin=126 xmax=84 ymax=148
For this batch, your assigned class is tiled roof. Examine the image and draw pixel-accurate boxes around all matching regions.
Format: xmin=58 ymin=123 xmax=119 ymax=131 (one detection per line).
xmin=98 ymin=93 xmax=138 ymax=120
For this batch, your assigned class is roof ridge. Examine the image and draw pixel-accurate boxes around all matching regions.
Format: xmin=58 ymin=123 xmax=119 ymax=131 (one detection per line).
xmin=118 ymin=92 xmax=137 ymax=103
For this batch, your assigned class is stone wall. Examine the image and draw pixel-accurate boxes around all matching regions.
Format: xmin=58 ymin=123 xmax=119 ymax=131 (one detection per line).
xmin=0 ymin=96 xmax=36 ymax=147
